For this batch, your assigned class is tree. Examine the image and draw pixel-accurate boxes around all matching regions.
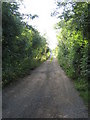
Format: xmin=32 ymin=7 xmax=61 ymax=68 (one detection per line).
xmin=53 ymin=2 xmax=88 ymax=103
xmin=2 ymin=2 xmax=50 ymax=86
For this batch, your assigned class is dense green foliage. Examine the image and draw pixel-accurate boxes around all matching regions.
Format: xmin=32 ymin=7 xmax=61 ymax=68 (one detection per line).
xmin=55 ymin=2 xmax=88 ymax=104
xmin=2 ymin=2 xmax=50 ymax=86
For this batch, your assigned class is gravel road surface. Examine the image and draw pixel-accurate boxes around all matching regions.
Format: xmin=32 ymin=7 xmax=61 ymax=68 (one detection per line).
xmin=2 ymin=58 xmax=88 ymax=118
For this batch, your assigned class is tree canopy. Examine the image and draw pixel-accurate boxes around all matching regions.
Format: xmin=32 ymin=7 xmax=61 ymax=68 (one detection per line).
xmin=53 ymin=2 xmax=89 ymax=103
xmin=2 ymin=2 xmax=50 ymax=86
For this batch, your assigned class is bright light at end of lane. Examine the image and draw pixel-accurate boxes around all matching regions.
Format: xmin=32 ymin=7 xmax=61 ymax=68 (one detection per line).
xmin=18 ymin=0 xmax=59 ymax=50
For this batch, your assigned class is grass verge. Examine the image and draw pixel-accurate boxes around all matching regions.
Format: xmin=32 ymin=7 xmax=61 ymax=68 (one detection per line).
xmin=74 ymin=79 xmax=88 ymax=106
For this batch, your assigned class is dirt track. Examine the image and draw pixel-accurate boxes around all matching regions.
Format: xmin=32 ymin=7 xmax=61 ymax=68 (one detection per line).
xmin=2 ymin=58 xmax=88 ymax=118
